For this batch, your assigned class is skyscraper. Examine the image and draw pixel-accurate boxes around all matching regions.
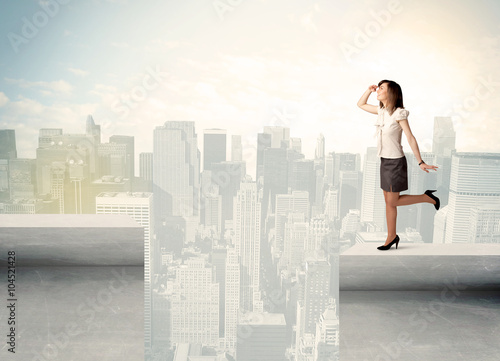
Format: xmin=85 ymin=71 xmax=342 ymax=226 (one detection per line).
xmin=170 ymin=257 xmax=219 ymax=346
xmin=0 ymin=129 xmax=17 ymax=159
xmin=338 ymin=170 xmax=362 ymax=220
xmin=468 ymin=204 xmax=500 ymax=243
xmin=256 ymin=132 xmax=272 ymax=182
xmin=432 ymin=116 xmax=455 ymax=157
xmin=262 ymin=147 xmax=288 ymax=222
xmin=9 ymin=159 xmax=36 ymax=199
xmin=274 ymin=191 xmax=310 ymax=254
xmin=98 ymin=142 xmax=128 ymax=178
xmin=315 ymin=133 xmax=325 ymax=160
xmin=445 ymin=153 xmax=500 ymax=243
xmin=109 ymin=135 xmax=135 ymax=180
xmin=224 ymin=248 xmax=240 ymax=349
xmin=283 ymin=212 xmax=308 ymax=269
xmin=360 ymin=147 xmax=385 ymax=230
xmin=314 ymin=302 xmax=339 ymax=361
xmin=301 ymin=258 xmax=331 ymax=334
xmin=209 ymin=161 xmax=246 ymax=231
xmin=233 ymin=181 xmax=261 ymax=312
xmin=140 ymin=152 xmax=153 ymax=181
xmin=263 ymin=126 xmax=290 ymax=149
xmin=433 ymin=116 xmax=456 ymax=208
xmin=153 ymin=121 xmax=200 ymax=220
xmin=289 ymin=159 xmax=316 ymax=204
xmin=231 ymin=134 xmax=242 ymax=162
xmin=203 ymin=128 xmax=226 ymax=171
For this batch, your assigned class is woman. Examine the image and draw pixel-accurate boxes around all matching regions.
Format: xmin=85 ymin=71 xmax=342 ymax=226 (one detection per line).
xmin=357 ymin=80 xmax=440 ymax=250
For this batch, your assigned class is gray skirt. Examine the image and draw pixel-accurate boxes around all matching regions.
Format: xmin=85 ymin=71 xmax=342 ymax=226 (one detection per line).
xmin=380 ymin=156 xmax=408 ymax=192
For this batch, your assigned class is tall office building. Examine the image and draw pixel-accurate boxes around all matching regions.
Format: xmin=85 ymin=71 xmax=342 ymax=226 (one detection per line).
xmin=314 ymin=168 xmax=325 ymax=211
xmin=36 ymin=128 xmax=97 ymax=198
xmin=109 ymin=135 xmax=135 ymax=180
xmin=262 ymin=147 xmax=289 ymax=222
xmin=38 ymin=128 xmax=62 ymax=147
xmin=324 ymin=152 xmax=361 ymax=187
xmin=203 ymin=189 xmax=222 ymax=233
xmin=48 ymin=162 xmax=65 ymax=213
xmin=360 ymin=147 xmax=385 ymax=230
xmin=323 ymin=187 xmax=339 ymax=221
xmin=341 ymin=209 xmax=361 ymax=236
xmin=308 ymin=216 xmax=330 ymax=252
xmin=95 ymin=191 xmax=153 ymax=348
xmin=224 ymin=248 xmax=240 ymax=350
xmin=432 ymin=117 xmax=455 ymax=157
xmin=0 ymin=129 xmax=17 ymax=159
xmin=9 ymin=159 xmax=36 ymax=199
xmin=140 ymin=152 xmax=153 ymax=181
xmin=468 ymin=204 xmax=500 ymax=243
xmin=314 ymin=302 xmax=339 ymax=361
xmin=290 ymin=137 xmax=302 ymax=153
xmin=210 ymin=161 xmax=246 ymax=231
xmin=233 ymin=182 xmax=261 ymax=312
xmin=203 ymin=129 xmax=226 ymax=171
xmin=0 ymin=159 xmax=9 ymax=201
xmin=263 ymin=126 xmax=290 ymax=149
xmin=170 ymin=258 xmax=219 ymax=346
xmin=301 ymin=258 xmax=331 ymax=335
xmin=86 ymin=115 xmax=101 ymax=144
xmin=95 ymin=192 xmax=153 ymax=242
xmin=445 ymin=153 xmax=500 ymax=243
xmin=414 ymin=152 xmax=438 ymax=242
xmin=231 ymin=135 xmax=242 ymax=162
xmin=289 ymin=159 xmax=315 ymax=204
xmin=283 ymin=212 xmax=308 ymax=269
xmin=256 ymin=132 xmax=272 ymax=182
xmin=315 ymin=134 xmax=325 ymax=160
xmin=338 ymin=170 xmax=362 ymax=220
xmin=211 ymin=248 xmax=227 ymax=339
xmin=324 ymin=153 xmax=335 ymax=186
xmin=236 ymin=312 xmax=287 ymax=361
xmin=432 ymin=206 xmax=448 ymax=244
xmin=433 ymin=116 xmax=456 ymax=208
xmin=274 ymin=191 xmax=310 ymax=254
xmin=98 ymin=142 xmax=128 ymax=178
xmin=153 ymin=121 xmax=200 ymax=221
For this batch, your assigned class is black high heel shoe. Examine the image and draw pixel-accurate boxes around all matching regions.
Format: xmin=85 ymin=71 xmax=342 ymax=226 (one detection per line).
xmin=424 ymin=190 xmax=440 ymax=210
xmin=377 ymin=235 xmax=400 ymax=250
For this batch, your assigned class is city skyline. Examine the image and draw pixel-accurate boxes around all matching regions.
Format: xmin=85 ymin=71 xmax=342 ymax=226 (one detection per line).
xmin=1 ymin=0 xmax=500 ymax=179
xmin=1 ymin=1 xmax=499 ymax=360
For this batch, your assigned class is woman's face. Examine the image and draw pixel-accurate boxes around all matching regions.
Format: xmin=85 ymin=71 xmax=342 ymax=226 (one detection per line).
xmin=376 ymin=83 xmax=388 ymax=102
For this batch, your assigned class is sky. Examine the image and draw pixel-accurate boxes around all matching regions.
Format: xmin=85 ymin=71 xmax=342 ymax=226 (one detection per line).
xmin=1 ymin=0 xmax=499 ymax=176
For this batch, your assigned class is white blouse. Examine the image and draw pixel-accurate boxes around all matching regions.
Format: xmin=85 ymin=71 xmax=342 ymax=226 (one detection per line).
xmin=374 ymin=106 xmax=409 ymax=158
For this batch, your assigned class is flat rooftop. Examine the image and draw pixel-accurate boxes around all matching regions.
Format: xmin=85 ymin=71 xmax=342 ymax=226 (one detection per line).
xmin=0 ymin=214 xmax=142 ymax=228
xmin=340 ymin=243 xmax=500 ymax=291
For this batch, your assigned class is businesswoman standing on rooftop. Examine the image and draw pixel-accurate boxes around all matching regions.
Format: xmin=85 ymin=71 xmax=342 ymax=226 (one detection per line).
xmin=357 ymin=80 xmax=440 ymax=250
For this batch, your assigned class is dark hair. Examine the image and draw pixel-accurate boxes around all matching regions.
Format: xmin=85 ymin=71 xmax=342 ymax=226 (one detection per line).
xmin=378 ymin=79 xmax=404 ymax=115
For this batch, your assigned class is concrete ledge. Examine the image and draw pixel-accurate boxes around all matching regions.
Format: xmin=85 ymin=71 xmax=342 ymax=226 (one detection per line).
xmin=340 ymin=243 xmax=500 ymax=291
xmin=0 ymin=214 xmax=145 ymax=266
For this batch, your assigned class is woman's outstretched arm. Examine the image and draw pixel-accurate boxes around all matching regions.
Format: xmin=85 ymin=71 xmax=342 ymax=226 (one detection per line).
xmin=357 ymin=85 xmax=378 ymax=114
xmin=399 ymin=119 xmax=438 ymax=173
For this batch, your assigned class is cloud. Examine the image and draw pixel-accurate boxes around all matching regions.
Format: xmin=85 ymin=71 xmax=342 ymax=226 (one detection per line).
xmin=68 ymin=67 xmax=89 ymax=77
xmin=0 ymin=96 xmax=99 ymax=158
xmin=111 ymin=41 xmax=130 ymax=49
xmin=0 ymin=92 xmax=9 ymax=107
xmin=4 ymin=78 xmax=73 ymax=95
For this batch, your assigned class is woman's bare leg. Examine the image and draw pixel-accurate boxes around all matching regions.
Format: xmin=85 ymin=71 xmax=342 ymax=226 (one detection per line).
xmin=383 ymin=191 xmax=436 ymax=245
xmin=384 ymin=190 xmax=398 ymax=245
